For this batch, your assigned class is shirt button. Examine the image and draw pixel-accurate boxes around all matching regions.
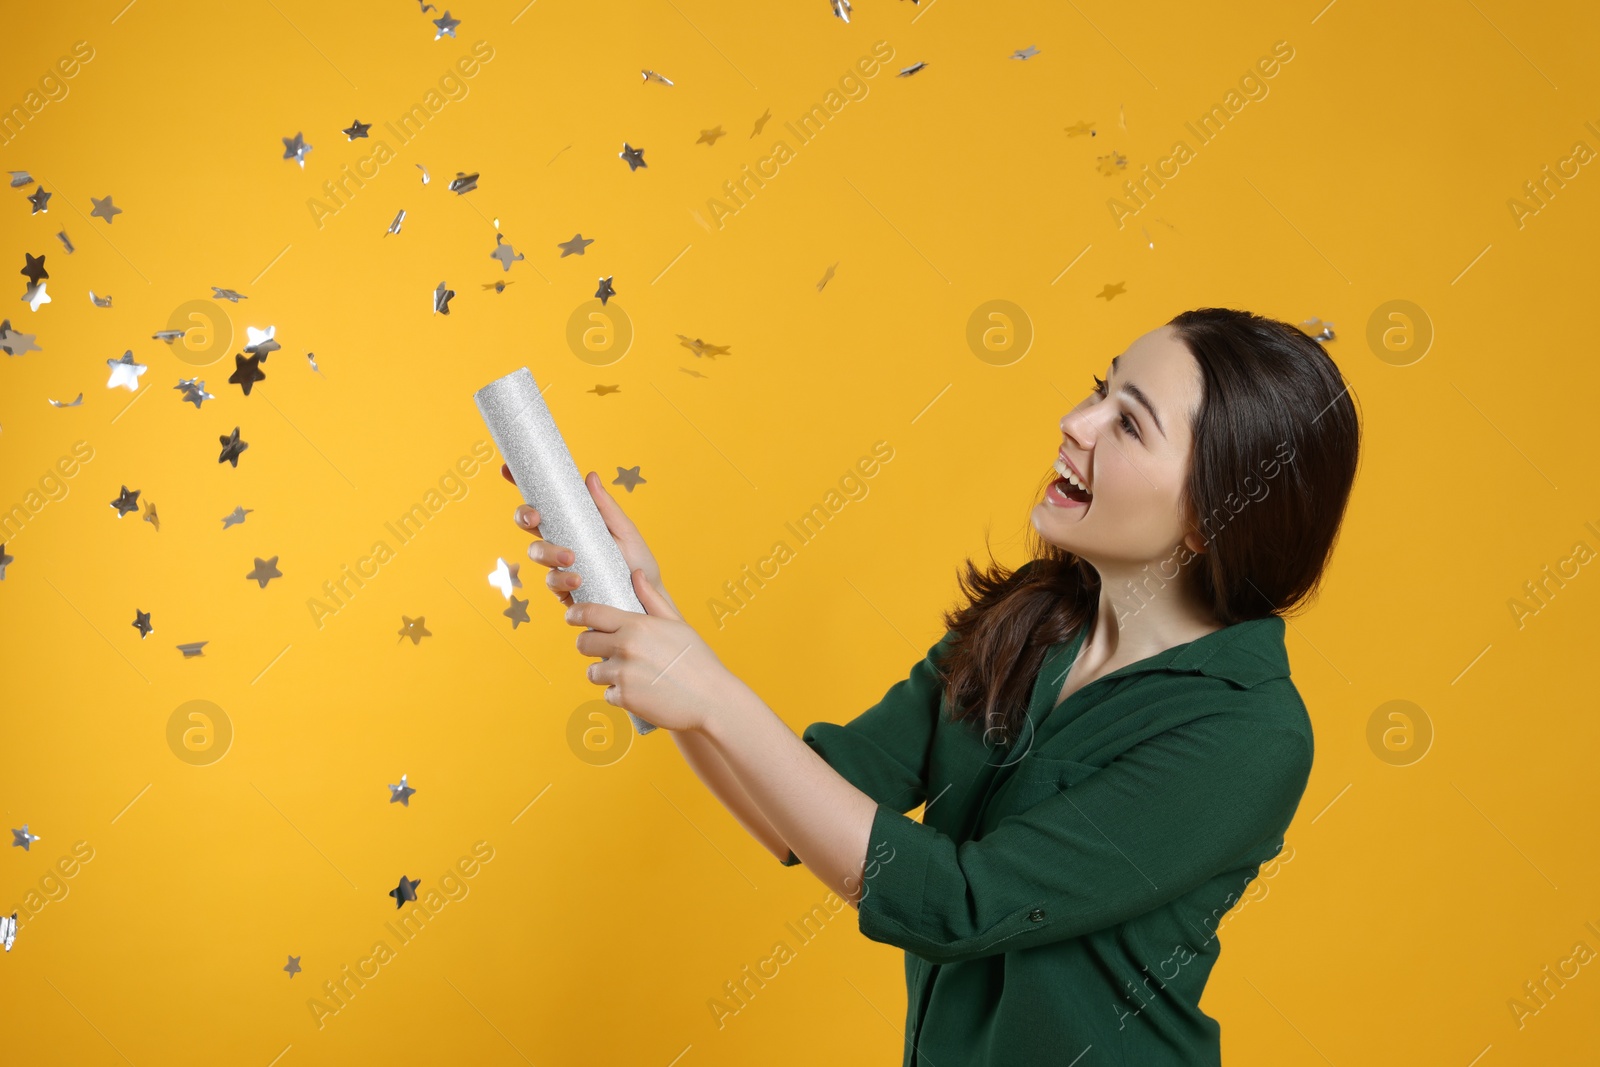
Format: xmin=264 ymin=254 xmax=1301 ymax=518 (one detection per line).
xmin=1028 ymin=909 xmax=1045 ymax=922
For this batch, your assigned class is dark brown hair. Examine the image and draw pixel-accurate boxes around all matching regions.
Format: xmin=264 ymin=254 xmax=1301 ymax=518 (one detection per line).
xmin=937 ymin=307 xmax=1362 ymax=746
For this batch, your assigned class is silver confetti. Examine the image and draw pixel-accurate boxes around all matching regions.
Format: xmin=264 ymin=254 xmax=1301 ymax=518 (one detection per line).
xmin=8 ymin=171 xmax=32 ymax=188
xmin=222 ymin=506 xmax=253 ymax=529
xmin=389 ymin=774 xmax=416 ymax=805
xmin=1 ymin=911 xmax=15 ymax=952
xmin=22 ymin=281 xmax=50 ymax=311
xmin=385 ymin=208 xmax=406 ymax=236
xmin=432 ymin=11 xmax=461 ymax=38
xmin=175 ymin=377 xmax=214 ymax=408
xmin=48 ymin=393 xmax=83 ymax=408
xmin=211 ymin=287 xmax=247 ymax=302
xmin=177 ymin=641 xmax=208 ymax=657
xmin=105 ymin=350 xmax=146 ymax=390
xmin=90 ymin=291 xmax=112 ymax=307
xmin=244 ymin=325 xmax=280 ymax=358
xmin=898 ymin=61 xmax=928 ymax=77
xmin=55 ymin=230 xmax=74 ymax=254
xmin=488 ymin=557 xmax=522 ymax=599
xmin=448 ymin=171 xmax=478 ymax=194
xmin=641 ymin=69 xmax=674 ymax=86
xmin=433 ymin=281 xmax=455 ymax=315
xmin=1011 ymin=46 xmax=1040 ymax=60
xmin=416 ymin=164 xmax=430 ymax=185
xmin=11 ymin=825 xmax=40 ymax=850
xmin=490 ymin=234 xmax=523 ymax=271
xmin=307 ymin=352 xmax=322 ymax=374
xmin=89 ymin=195 xmax=122 ymax=224
xmin=0 ymin=322 xmax=40 ymax=356
xmin=1301 ymin=317 xmax=1336 ymax=343
xmin=153 ymin=329 xmax=189 ymax=343
xmin=831 ymin=0 xmax=851 ymax=22
xmin=281 ymin=131 xmax=313 ymax=168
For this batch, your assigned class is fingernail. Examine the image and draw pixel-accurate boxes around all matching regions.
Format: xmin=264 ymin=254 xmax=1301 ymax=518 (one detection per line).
xmin=562 ymin=550 xmax=575 ymax=565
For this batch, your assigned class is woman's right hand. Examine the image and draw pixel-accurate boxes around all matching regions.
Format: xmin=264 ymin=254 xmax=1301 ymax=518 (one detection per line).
xmin=503 ymin=465 xmax=671 ymax=609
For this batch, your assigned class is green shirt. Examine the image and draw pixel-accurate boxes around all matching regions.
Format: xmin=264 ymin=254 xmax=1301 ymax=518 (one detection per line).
xmin=782 ymin=568 xmax=1314 ymax=1066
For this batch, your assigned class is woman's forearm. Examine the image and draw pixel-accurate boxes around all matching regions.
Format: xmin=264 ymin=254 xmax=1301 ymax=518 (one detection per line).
xmin=668 ymin=728 xmax=792 ymax=862
xmin=700 ymin=686 xmax=878 ymax=907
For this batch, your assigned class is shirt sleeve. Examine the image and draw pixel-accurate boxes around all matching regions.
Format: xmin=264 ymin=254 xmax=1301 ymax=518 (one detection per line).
xmin=852 ymin=710 xmax=1314 ymax=962
xmin=780 ymin=628 xmax=961 ymax=867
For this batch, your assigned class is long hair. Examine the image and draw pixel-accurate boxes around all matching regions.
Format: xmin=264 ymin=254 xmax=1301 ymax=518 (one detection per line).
xmin=937 ymin=307 xmax=1362 ymax=746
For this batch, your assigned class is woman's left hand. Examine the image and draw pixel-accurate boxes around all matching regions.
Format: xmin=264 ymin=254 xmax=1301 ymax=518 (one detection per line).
xmin=565 ymin=568 xmax=742 ymax=733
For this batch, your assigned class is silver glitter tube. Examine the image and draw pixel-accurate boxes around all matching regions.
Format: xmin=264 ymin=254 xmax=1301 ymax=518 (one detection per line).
xmin=473 ymin=367 xmax=658 ymax=736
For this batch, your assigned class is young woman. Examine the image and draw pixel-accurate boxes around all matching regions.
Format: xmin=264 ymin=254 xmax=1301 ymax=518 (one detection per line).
xmin=505 ymin=306 xmax=1361 ymax=1066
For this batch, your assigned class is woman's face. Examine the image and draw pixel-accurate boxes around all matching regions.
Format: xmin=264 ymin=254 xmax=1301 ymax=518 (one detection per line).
xmin=1031 ymin=324 xmax=1206 ymax=570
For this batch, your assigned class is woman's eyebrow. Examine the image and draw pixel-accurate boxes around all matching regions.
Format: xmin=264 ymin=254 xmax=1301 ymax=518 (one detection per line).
xmin=1110 ymin=354 xmax=1167 ymax=440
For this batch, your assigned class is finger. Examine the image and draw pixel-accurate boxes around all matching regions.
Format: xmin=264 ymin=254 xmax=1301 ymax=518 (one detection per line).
xmin=513 ymin=504 xmax=542 ymax=533
xmin=501 ymin=463 xmax=516 ymax=485
xmin=527 ymin=539 xmax=575 ymax=568
xmin=586 ymin=471 xmax=642 ymax=541
xmin=547 ymin=567 xmax=581 ymax=596
xmin=633 ymin=568 xmax=680 ymax=622
xmin=565 ymin=601 xmax=621 ymax=633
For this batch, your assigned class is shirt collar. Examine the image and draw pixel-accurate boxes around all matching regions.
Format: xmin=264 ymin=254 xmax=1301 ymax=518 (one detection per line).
xmin=1050 ymin=614 xmax=1291 ymax=691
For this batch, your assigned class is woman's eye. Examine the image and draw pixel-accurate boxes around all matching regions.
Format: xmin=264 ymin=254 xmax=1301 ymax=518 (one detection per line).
xmin=1120 ymin=413 xmax=1141 ymax=440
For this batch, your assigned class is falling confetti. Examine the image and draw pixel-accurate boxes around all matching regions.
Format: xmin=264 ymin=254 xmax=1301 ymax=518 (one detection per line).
xmin=1011 ymin=46 xmax=1040 ymax=60
xmin=416 ymin=164 xmax=430 ymax=185
xmin=222 ymin=506 xmax=253 ymax=529
xmin=0 ymin=544 xmax=12 ymax=580
xmin=21 ymin=281 xmax=50 ymax=311
xmin=390 ymin=875 xmax=420 ymax=907
xmin=898 ymin=61 xmax=928 ymax=77
xmin=503 ymin=595 xmax=531 ymax=628
xmin=228 ymin=353 xmax=266 ymax=396
xmin=432 ymin=11 xmax=460 ymax=38
xmin=557 ymin=233 xmax=593 ymax=257
xmin=676 ymin=335 xmax=729 ymax=358
xmin=697 ymin=126 xmax=725 ymax=146
xmin=106 ymin=350 xmax=146 ymax=390
xmin=244 ymin=325 xmax=279 ymax=358
xmin=433 ymin=281 xmax=455 ymax=315
xmin=132 ymin=609 xmax=153 ymax=638
xmin=110 ymin=486 xmax=141 ymax=517
xmin=385 ymin=208 xmax=406 ymax=236
xmin=1096 ymin=151 xmax=1128 ymax=176
xmin=152 ymin=329 xmax=188 ymax=343
xmin=90 ymin=291 xmax=112 ymax=307
xmin=246 ymin=556 xmax=282 ymax=588
xmin=48 ymin=393 xmax=82 ymax=408
xmin=218 ymin=426 xmax=248 ymax=467
xmin=55 ymin=230 xmax=74 ymax=253
xmin=177 ymin=642 xmax=208 ymax=657
xmin=817 ymin=262 xmax=838 ymax=291
xmin=1 ymin=912 xmax=15 ymax=952
xmin=175 ymin=378 xmax=214 ymax=408
xmin=642 ymin=69 xmax=674 ymax=86
xmin=831 ymin=0 xmax=852 ymax=23
xmin=1096 ymin=282 xmax=1127 ymax=301
xmin=284 ymin=956 xmax=302 ymax=977
xmin=142 ymin=501 xmax=159 ymax=532
xmin=1064 ymin=120 xmax=1096 ymax=137
xmin=595 ymin=276 xmax=616 ymax=305
xmin=481 ymin=280 xmax=514 ymax=293
xmin=448 ymin=171 xmax=478 ymax=194
xmin=343 ymin=119 xmax=372 ymax=140
xmin=398 ymin=616 xmax=431 ymax=644
xmin=1 ymin=321 xmax=39 ymax=355
xmin=1301 ymin=317 xmax=1336 ymax=343
xmin=307 ymin=352 xmax=323 ymax=374
xmin=21 ymin=253 xmax=46 ymax=285
xmin=281 ymin=131 xmax=313 ymax=168
xmin=751 ymin=109 xmax=772 ymax=137
xmin=488 ymin=558 xmax=522 ymax=599
xmin=389 ymin=774 xmax=416 ymax=806
xmin=11 ymin=826 xmax=39 ymax=850
xmin=590 ymin=384 xmax=621 ymax=396
xmin=613 ymin=466 xmax=646 ymax=492
xmin=212 ymin=287 xmax=247 ymax=302
xmin=27 ymin=186 xmax=50 ymax=214
xmin=8 ymin=171 xmax=31 ymax=188
xmin=89 ymin=195 xmax=122 ymax=224
xmin=619 ymin=143 xmax=647 ymax=171
xmin=490 ymin=234 xmax=523 ymax=271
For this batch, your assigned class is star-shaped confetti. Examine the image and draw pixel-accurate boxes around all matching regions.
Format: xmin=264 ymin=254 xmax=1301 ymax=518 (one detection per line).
xmin=177 ymin=641 xmax=208 ymax=657
xmin=246 ymin=556 xmax=282 ymax=588
xmin=1096 ymin=282 xmax=1127 ymax=301
xmin=619 ymin=143 xmax=647 ymax=171
xmin=222 ymin=506 xmax=253 ymax=529
xmin=490 ymin=234 xmax=524 ymax=271
xmin=432 ymin=11 xmax=460 ymax=38
xmin=613 ymin=466 xmax=646 ymax=492
xmin=1301 ymin=317 xmax=1336 ymax=343
xmin=244 ymin=325 xmax=279 ymax=358
xmin=590 ymin=384 xmax=620 ymax=396
xmin=27 ymin=185 xmax=50 ymax=214
xmin=390 ymin=875 xmax=420 ymax=907
xmin=433 ymin=281 xmax=455 ymax=315
xmin=218 ymin=426 xmax=248 ymax=467
xmin=898 ymin=61 xmax=928 ymax=77
xmin=557 ymin=233 xmax=593 ymax=257
xmin=399 ymin=616 xmax=431 ymax=644
xmin=284 ymin=956 xmax=301 ymax=977
xmin=0 ymin=544 xmax=12 ymax=580
xmin=831 ymin=0 xmax=852 ymax=22
xmin=21 ymin=253 xmax=46 ymax=286
xmin=448 ymin=171 xmax=478 ymax=194
xmin=751 ymin=109 xmax=772 ymax=137
xmin=55 ymin=230 xmax=74 ymax=253
xmin=697 ymin=126 xmax=725 ymax=146
xmin=176 ymin=378 xmax=214 ymax=408
xmin=1 ymin=322 xmax=39 ymax=356
xmin=1064 ymin=120 xmax=1096 ymax=137
xmin=110 ymin=486 xmax=141 ymax=517
xmin=143 ymin=500 xmax=160 ymax=532
xmin=212 ymin=287 xmax=247 ymax=302
xmin=281 ymin=131 xmax=313 ymax=168
xmin=9 ymin=171 xmax=32 ymax=188
xmin=642 ymin=69 xmax=674 ymax=86
xmin=48 ymin=393 xmax=82 ymax=407
xmin=595 ymin=276 xmax=616 ymax=305
xmin=488 ymin=558 xmax=522 ymax=599
xmin=132 ymin=609 xmax=153 ymax=638
xmin=503 ymin=595 xmax=531 ymax=629
xmin=1096 ymin=151 xmax=1128 ymax=176
xmin=229 ymin=353 xmax=266 ymax=396
xmin=11 ymin=826 xmax=39 ymax=851
xmin=389 ymin=774 xmax=416 ymax=806
xmin=1011 ymin=45 xmax=1040 ymax=60
xmin=676 ymin=335 xmax=730 ymax=359
xmin=22 ymin=281 xmax=50 ymax=311
xmin=482 ymin=280 xmax=514 ymax=293
xmin=90 ymin=195 xmax=122 ymax=224
xmin=91 ymin=291 xmax=112 ymax=307
xmin=106 ymin=350 xmax=146 ymax=390
xmin=343 ymin=119 xmax=371 ymax=140
xmin=151 ymin=328 xmax=187 ymax=343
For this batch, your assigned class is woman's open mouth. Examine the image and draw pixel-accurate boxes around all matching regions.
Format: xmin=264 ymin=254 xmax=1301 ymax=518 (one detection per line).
xmin=1046 ymin=456 xmax=1092 ymax=508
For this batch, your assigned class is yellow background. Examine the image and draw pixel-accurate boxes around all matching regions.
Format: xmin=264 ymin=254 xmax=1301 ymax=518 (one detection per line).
xmin=3 ymin=0 xmax=1598 ymax=1063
